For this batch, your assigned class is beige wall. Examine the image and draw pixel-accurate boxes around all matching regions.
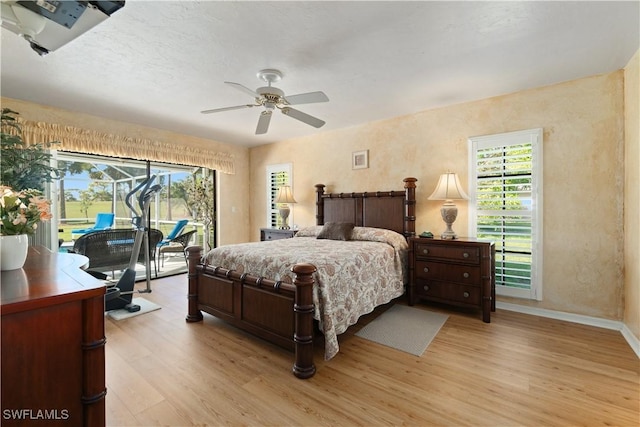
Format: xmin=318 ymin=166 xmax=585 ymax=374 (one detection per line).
xmin=0 ymin=97 xmax=251 ymax=246
xmin=3 ymin=67 xmax=633 ymax=323
xmin=624 ymin=50 xmax=640 ymax=339
xmin=250 ymin=72 xmax=627 ymax=320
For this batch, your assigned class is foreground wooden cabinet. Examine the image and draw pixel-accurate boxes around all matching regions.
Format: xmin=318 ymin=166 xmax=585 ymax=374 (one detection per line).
xmin=1 ymin=247 xmax=106 ymax=426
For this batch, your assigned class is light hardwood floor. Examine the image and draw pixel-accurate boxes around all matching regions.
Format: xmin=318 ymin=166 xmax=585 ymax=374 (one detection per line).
xmin=105 ymin=274 xmax=639 ymax=426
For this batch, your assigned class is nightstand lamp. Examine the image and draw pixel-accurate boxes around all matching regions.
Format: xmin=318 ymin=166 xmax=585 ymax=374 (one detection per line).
xmin=274 ymin=185 xmax=297 ymax=230
xmin=428 ymin=172 xmax=469 ymax=239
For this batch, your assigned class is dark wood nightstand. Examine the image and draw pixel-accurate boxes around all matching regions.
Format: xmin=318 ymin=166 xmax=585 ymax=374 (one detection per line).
xmin=408 ymin=237 xmax=495 ymax=322
xmin=260 ymin=228 xmax=298 ymax=241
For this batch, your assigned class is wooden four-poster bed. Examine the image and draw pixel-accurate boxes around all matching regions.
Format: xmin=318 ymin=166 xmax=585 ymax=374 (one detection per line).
xmin=186 ymin=177 xmax=417 ymax=378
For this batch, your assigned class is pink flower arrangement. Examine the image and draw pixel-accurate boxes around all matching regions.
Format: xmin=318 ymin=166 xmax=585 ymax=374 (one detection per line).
xmin=0 ymin=186 xmax=52 ymax=236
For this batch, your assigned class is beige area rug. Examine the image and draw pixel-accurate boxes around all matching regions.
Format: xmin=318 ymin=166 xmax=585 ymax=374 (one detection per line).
xmin=106 ymin=297 xmax=161 ymax=321
xmin=355 ymin=304 xmax=448 ymax=356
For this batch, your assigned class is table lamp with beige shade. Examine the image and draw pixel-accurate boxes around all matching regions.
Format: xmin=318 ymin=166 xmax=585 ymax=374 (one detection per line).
xmin=428 ymin=172 xmax=469 ymax=239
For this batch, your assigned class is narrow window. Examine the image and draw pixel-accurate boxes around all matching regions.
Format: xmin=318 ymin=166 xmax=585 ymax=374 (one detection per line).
xmin=266 ymin=163 xmax=292 ymax=228
xmin=469 ymin=129 xmax=543 ymax=300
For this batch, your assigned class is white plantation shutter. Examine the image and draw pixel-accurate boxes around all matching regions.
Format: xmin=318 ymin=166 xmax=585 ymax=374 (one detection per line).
xmin=469 ymin=129 xmax=543 ymax=300
xmin=266 ymin=163 xmax=292 ymax=228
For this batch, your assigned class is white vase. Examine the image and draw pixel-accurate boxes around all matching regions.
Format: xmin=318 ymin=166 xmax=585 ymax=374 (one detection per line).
xmin=1 ymin=234 xmax=29 ymax=271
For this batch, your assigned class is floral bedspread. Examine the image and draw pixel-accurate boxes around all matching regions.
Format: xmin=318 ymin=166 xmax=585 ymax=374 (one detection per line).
xmin=203 ymin=226 xmax=408 ymax=360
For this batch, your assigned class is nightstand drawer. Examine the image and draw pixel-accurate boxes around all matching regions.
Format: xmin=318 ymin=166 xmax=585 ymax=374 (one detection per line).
xmin=260 ymin=228 xmax=298 ymax=241
xmin=414 ymin=243 xmax=480 ymax=263
xmin=263 ymin=231 xmax=288 ymax=241
xmin=415 ymin=280 xmax=481 ymax=306
xmin=415 ymin=260 xmax=481 ymax=284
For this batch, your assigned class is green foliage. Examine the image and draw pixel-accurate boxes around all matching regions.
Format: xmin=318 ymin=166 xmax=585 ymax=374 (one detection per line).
xmin=187 ymin=172 xmax=214 ymax=223
xmin=79 ymin=189 xmax=94 ymax=220
xmin=186 ymin=169 xmax=215 ymax=250
xmin=170 ymin=179 xmax=189 ymax=201
xmin=87 ymin=181 xmax=113 ymax=201
xmin=76 ymin=181 xmax=114 ymax=219
xmin=58 ymin=160 xmax=94 ymax=176
xmin=1 ymin=108 xmax=60 ymax=191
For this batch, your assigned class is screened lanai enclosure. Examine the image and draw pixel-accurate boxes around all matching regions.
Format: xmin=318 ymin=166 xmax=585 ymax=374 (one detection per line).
xmin=54 ymin=152 xmax=216 ymax=278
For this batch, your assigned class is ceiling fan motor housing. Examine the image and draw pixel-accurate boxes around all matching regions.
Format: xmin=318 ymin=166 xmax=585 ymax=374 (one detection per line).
xmin=257 ymin=86 xmax=285 ymax=106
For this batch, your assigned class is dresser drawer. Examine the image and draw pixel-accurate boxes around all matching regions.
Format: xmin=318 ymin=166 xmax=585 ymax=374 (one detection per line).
xmin=415 ymin=279 xmax=481 ymax=306
xmin=415 ymin=260 xmax=481 ymax=284
xmin=414 ymin=243 xmax=480 ymax=263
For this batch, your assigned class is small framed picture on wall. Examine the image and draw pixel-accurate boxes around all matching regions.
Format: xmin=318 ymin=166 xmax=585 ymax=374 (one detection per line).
xmin=352 ymin=150 xmax=369 ymax=170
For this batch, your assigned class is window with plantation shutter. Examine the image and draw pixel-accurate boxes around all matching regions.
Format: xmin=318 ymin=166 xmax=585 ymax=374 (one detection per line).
xmin=266 ymin=163 xmax=292 ymax=228
xmin=468 ymin=129 xmax=543 ymax=300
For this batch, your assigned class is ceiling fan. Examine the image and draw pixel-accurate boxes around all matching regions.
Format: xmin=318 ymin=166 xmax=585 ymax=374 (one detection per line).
xmin=201 ymin=69 xmax=329 ymax=135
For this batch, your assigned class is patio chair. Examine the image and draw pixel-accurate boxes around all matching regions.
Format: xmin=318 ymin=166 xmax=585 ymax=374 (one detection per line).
xmin=71 ymin=228 xmax=164 ymax=278
xmin=156 ymin=219 xmax=188 ymax=249
xmin=70 ymin=212 xmax=115 ymax=239
xmin=158 ymin=229 xmax=197 ymax=267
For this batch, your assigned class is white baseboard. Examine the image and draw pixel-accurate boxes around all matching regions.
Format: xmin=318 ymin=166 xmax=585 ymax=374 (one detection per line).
xmin=496 ymin=301 xmax=640 ymax=358
xmin=621 ymin=324 xmax=640 ymax=358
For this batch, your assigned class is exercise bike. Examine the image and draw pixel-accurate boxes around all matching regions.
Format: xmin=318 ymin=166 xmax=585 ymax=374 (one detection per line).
xmin=105 ymin=175 xmax=162 ymax=312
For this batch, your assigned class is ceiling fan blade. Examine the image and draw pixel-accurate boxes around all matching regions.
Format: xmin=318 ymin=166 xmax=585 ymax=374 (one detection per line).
xmin=284 ymin=91 xmax=329 ymax=105
xmin=281 ymin=107 xmax=325 ymax=128
xmin=225 ymin=81 xmax=259 ymax=98
xmin=200 ymin=104 xmax=255 ymax=114
xmin=255 ymin=110 xmax=272 ymax=134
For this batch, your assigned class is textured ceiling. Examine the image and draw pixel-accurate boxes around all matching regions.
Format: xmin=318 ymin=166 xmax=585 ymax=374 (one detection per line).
xmin=1 ymin=1 xmax=639 ymax=147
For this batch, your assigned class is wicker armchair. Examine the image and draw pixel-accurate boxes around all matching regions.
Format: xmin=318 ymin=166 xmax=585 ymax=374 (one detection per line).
xmin=158 ymin=229 xmax=197 ymax=267
xmin=72 ymin=228 xmax=164 ymax=277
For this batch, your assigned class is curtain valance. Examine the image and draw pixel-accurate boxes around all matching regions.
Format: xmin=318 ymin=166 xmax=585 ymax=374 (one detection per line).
xmin=17 ymin=118 xmax=235 ymax=174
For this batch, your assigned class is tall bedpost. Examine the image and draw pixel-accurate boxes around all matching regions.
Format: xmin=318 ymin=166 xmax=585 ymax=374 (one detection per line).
xmin=315 ymin=184 xmax=326 ymax=225
xmin=404 ymin=177 xmax=417 ymax=238
xmin=291 ymin=263 xmax=317 ymax=379
xmin=186 ymin=246 xmax=204 ymax=323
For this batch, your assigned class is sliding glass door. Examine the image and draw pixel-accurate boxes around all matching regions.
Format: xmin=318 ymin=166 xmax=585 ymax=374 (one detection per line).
xmin=54 ymin=152 xmax=216 ymax=276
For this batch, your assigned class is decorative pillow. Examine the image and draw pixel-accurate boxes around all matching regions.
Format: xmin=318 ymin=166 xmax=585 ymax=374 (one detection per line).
xmin=293 ymin=226 xmax=323 ymax=237
xmin=316 ymin=222 xmax=355 ymax=241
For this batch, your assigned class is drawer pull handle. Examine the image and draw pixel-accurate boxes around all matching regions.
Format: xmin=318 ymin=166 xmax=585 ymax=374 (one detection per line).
xmin=423 ymin=267 xmax=429 ymax=273
xmin=463 ymin=272 xmax=470 ymax=278
xmin=423 ymin=285 xmax=429 ymax=291
xmin=463 ymin=252 xmax=469 ymax=258
xmin=422 ymin=249 xmax=429 ymax=255
xmin=463 ymin=292 xmax=470 ymax=298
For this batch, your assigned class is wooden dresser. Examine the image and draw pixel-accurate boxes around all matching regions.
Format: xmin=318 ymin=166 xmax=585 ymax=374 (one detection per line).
xmin=1 ymin=246 xmax=106 ymax=426
xmin=408 ymin=237 xmax=495 ymax=322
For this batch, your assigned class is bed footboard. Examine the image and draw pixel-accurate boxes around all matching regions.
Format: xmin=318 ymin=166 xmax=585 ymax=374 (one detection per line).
xmin=186 ymin=246 xmax=317 ymax=379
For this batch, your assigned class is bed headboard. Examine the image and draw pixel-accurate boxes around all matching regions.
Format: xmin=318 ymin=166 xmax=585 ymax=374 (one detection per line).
xmin=315 ymin=177 xmax=417 ymax=238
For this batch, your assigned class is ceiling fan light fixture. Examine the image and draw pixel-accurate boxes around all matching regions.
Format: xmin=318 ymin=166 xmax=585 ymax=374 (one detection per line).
xmin=201 ymin=68 xmax=328 ymax=135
